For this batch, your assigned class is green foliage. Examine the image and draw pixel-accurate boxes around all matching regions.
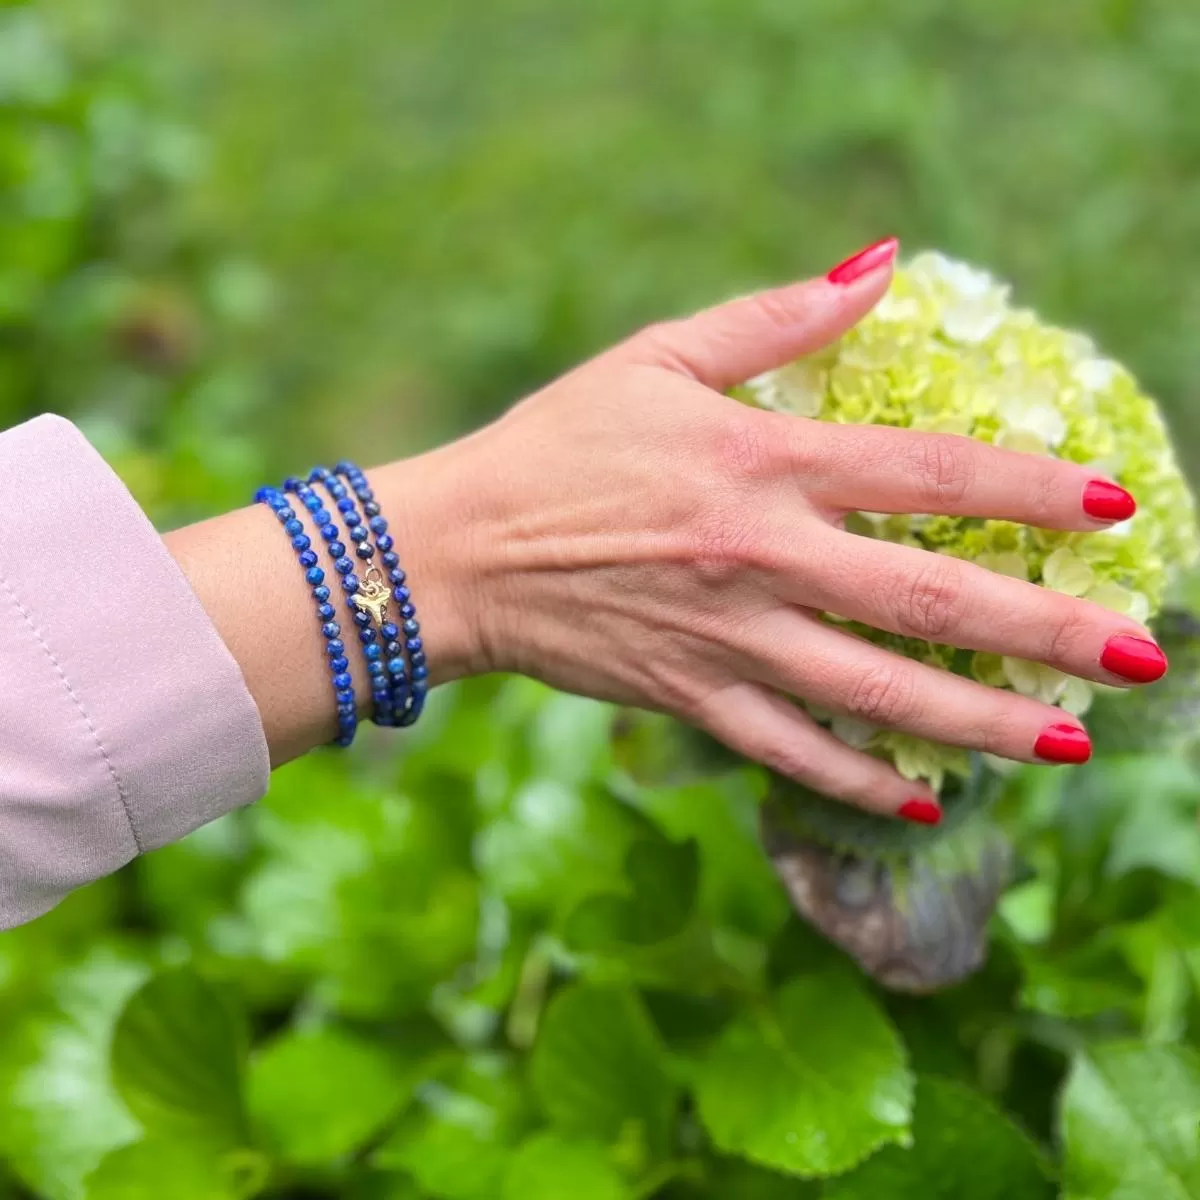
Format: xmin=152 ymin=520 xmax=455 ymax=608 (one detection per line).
xmin=6 ymin=2 xmax=1200 ymax=1198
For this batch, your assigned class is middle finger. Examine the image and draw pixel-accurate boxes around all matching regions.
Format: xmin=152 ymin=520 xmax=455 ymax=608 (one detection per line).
xmin=789 ymin=524 xmax=1167 ymax=687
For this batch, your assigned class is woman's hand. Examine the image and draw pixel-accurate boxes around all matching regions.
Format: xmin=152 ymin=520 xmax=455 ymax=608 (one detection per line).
xmin=386 ymin=238 xmax=1167 ymax=823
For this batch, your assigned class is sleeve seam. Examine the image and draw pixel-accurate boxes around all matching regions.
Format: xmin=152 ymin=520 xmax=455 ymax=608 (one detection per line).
xmin=0 ymin=565 xmax=144 ymax=855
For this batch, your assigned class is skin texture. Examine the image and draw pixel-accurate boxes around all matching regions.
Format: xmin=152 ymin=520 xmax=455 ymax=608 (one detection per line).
xmin=165 ymin=241 xmax=1166 ymax=821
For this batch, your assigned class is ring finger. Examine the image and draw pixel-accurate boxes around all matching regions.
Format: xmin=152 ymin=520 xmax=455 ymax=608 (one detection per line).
xmin=737 ymin=606 xmax=1094 ymax=766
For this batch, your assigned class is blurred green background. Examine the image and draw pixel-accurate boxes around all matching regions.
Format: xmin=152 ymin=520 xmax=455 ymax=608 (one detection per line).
xmin=35 ymin=0 xmax=1200 ymax=475
xmin=5 ymin=2 xmax=1200 ymax=1197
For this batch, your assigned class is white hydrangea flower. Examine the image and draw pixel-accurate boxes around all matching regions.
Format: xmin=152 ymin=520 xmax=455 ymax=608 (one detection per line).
xmin=1002 ymin=657 xmax=1070 ymax=704
xmin=736 ymin=251 xmax=1200 ymax=798
xmin=830 ymin=715 xmax=878 ymax=749
xmin=1042 ymin=548 xmax=1096 ymax=597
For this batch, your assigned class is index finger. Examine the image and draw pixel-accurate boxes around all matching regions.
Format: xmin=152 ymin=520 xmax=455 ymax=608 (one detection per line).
xmin=794 ymin=422 xmax=1135 ymax=531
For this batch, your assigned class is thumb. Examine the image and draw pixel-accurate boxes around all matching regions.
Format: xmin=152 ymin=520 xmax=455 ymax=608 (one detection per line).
xmin=627 ymin=236 xmax=898 ymax=392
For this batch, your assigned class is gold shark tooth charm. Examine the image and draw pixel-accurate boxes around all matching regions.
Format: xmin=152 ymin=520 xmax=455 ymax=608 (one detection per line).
xmin=352 ymin=577 xmax=391 ymax=628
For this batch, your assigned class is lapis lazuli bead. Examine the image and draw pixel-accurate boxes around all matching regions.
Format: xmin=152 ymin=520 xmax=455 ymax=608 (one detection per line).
xmin=406 ymin=637 xmax=422 ymax=653
xmin=341 ymin=575 xmax=359 ymax=593
xmin=328 ymin=540 xmax=346 ymax=557
xmin=382 ymin=552 xmax=399 ymax=568
xmin=354 ymin=610 xmax=371 ymax=627
xmin=381 ymin=622 xmax=399 ymax=641
xmin=399 ymin=603 xmax=416 ymax=619
xmin=403 ymin=619 xmax=420 ymax=636
xmin=364 ymin=500 xmax=381 ymax=518
xmin=337 ymin=497 xmax=356 ymax=513
xmin=387 ymin=657 xmax=406 ymax=677
xmin=356 ymin=544 xmax=375 ymax=559
xmin=320 ymin=523 xmax=339 ymax=541
xmin=364 ymin=643 xmax=382 ymax=661
xmin=368 ymin=515 xmax=387 ymax=535
xmin=368 ymin=661 xmax=385 ymax=677
xmin=389 ymin=569 xmax=406 ymax=586
xmin=412 ymin=664 xmax=429 ymax=682
xmin=263 ymin=475 xmax=359 ymax=748
xmin=335 ymin=556 xmax=354 ymax=575
xmin=386 ymin=640 xmax=402 ymax=656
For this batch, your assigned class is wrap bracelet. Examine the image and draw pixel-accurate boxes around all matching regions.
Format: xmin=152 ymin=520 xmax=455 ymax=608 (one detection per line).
xmin=255 ymin=461 xmax=428 ymax=744
xmin=256 ymin=484 xmax=359 ymax=747
xmin=331 ymin=461 xmax=428 ymax=727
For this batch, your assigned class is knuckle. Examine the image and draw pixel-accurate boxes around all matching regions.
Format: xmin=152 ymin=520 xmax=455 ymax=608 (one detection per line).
xmin=845 ymin=663 xmax=918 ymax=727
xmin=688 ymin=503 xmax=767 ymax=583
xmin=714 ymin=411 xmax=818 ymax=484
xmin=913 ymin=435 xmax=977 ymax=508
xmin=1041 ymin=601 xmax=1091 ymax=665
xmin=714 ymin=414 xmax=778 ymax=483
xmin=894 ymin=558 xmax=965 ymax=640
xmin=749 ymin=287 xmax=802 ymax=331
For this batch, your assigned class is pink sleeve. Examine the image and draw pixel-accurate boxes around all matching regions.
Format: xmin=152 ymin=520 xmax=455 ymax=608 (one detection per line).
xmin=0 ymin=414 xmax=270 ymax=929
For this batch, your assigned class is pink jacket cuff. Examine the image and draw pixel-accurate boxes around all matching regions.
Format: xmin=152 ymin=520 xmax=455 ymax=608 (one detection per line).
xmin=0 ymin=414 xmax=270 ymax=928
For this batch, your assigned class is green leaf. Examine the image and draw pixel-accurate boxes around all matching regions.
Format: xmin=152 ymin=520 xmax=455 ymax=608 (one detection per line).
xmin=694 ymin=968 xmax=912 ymax=1177
xmin=241 ymin=767 xmax=479 ymax=1017
xmin=502 ymin=1134 xmax=630 ymax=1200
xmin=111 ymin=969 xmax=247 ymax=1149
xmin=476 ymin=779 xmax=643 ymax=918
xmin=247 ymin=1025 xmax=413 ymax=1165
xmin=0 ymin=951 xmax=150 ymax=1200
xmin=531 ymin=985 xmax=676 ymax=1165
xmin=372 ymin=1054 xmax=532 ymax=1200
xmin=824 ymin=1077 xmax=1052 ymax=1198
xmin=564 ymin=838 xmax=699 ymax=950
xmin=1060 ymin=1042 xmax=1200 ymax=1199
xmin=631 ymin=777 xmax=789 ymax=940
xmin=83 ymin=1140 xmax=269 ymax=1200
xmin=1105 ymin=760 xmax=1200 ymax=885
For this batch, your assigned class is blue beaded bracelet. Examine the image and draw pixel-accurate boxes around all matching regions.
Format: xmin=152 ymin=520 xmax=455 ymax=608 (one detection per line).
xmin=255 ymin=484 xmax=359 ymax=747
xmin=332 ymin=461 xmax=427 ymax=727
xmin=302 ymin=466 xmax=397 ymax=727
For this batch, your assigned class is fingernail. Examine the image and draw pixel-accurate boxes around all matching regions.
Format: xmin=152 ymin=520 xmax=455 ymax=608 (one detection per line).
xmin=1101 ymin=633 xmax=1168 ymax=683
xmin=1034 ymin=722 xmax=1092 ymax=764
xmin=827 ymin=236 xmax=899 ymax=286
xmin=898 ymin=797 xmax=942 ymax=825
xmin=1082 ymin=480 xmax=1137 ymax=523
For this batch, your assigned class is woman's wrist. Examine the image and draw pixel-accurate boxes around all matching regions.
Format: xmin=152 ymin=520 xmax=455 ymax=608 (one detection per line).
xmin=369 ymin=438 xmax=499 ymax=688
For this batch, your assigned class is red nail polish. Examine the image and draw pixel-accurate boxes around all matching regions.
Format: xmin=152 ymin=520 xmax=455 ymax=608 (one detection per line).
xmin=1082 ymin=480 xmax=1136 ymax=523
xmin=898 ymin=797 xmax=942 ymax=825
xmin=1034 ymin=723 xmax=1092 ymax=764
xmin=1101 ymin=633 xmax=1168 ymax=683
xmin=827 ymin=236 xmax=899 ymax=286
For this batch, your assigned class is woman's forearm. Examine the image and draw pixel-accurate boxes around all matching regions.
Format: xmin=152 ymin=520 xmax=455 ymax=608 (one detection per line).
xmin=163 ymin=446 xmax=487 ymax=766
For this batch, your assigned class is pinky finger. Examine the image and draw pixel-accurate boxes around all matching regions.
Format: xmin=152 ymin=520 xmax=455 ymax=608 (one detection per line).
xmin=694 ymin=681 xmax=942 ymax=824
